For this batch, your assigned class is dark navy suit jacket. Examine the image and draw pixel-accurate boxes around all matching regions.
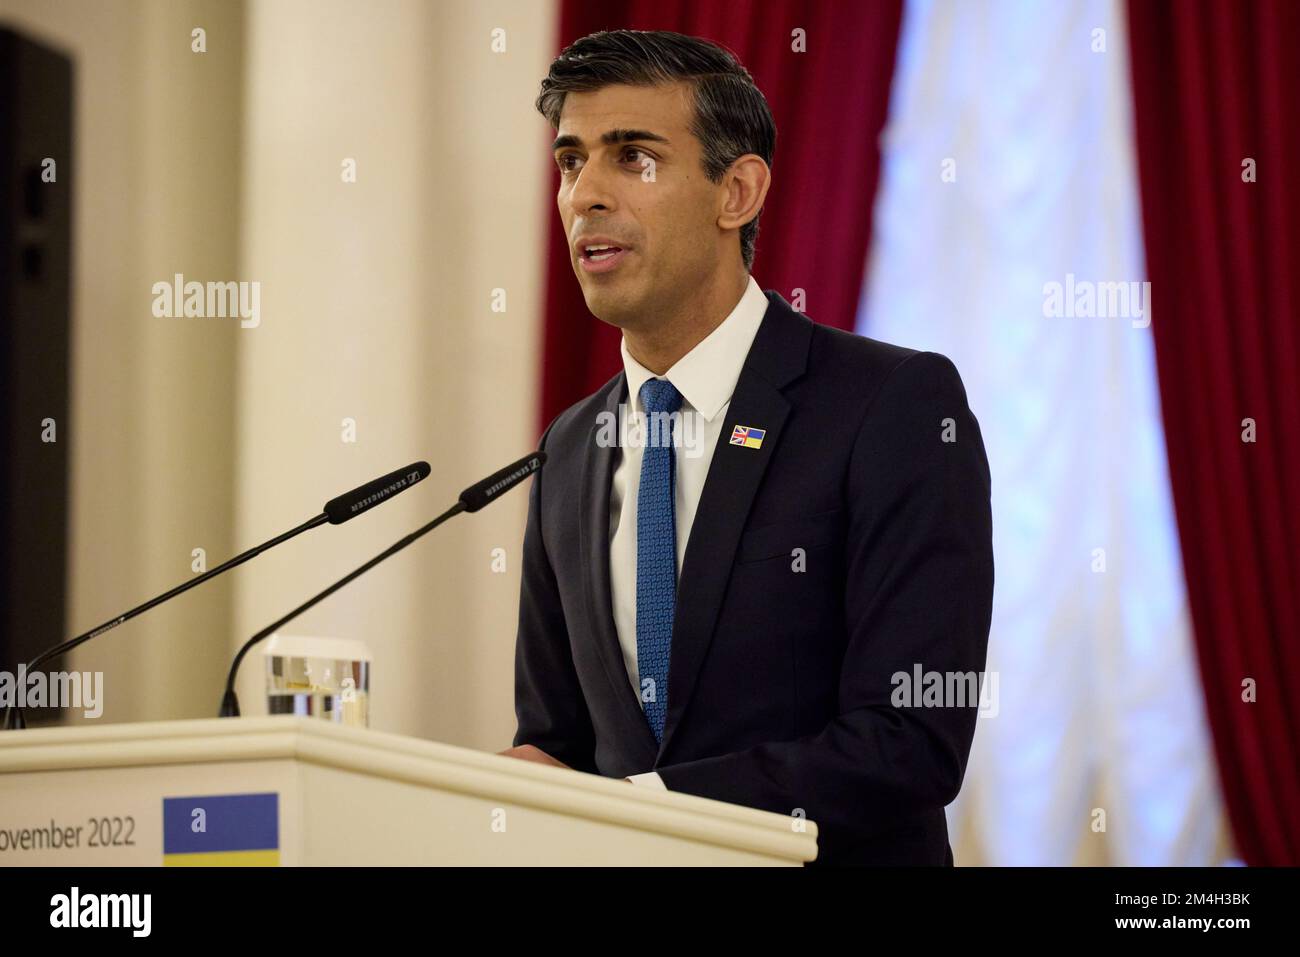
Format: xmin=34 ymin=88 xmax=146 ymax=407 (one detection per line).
xmin=513 ymin=290 xmax=994 ymax=865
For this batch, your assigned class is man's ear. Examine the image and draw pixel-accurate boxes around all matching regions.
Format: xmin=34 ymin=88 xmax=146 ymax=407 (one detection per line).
xmin=717 ymin=154 xmax=771 ymax=233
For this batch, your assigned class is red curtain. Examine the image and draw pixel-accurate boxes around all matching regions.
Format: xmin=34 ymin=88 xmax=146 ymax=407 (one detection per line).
xmin=1127 ymin=0 xmax=1300 ymax=865
xmin=539 ymin=0 xmax=904 ymax=427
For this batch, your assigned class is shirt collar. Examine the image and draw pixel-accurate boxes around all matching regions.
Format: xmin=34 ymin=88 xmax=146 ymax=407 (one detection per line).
xmin=620 ymin=274 xmax=769 ymax=422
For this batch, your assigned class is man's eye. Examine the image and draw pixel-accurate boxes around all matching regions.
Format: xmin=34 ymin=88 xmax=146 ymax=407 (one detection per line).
xmin=557 ymin=153 xmax=583 ymax=173
xmin=622 ymin=147 xmax=646 ymax=165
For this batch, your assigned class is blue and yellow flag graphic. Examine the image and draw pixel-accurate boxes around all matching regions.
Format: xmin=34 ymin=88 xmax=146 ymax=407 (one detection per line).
xmin=163 ymin=792 xmax=279 ymax=866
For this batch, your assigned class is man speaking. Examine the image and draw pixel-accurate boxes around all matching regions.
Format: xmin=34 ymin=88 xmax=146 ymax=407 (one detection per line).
xmin=500 ymin=29 xmax=994 ymax=866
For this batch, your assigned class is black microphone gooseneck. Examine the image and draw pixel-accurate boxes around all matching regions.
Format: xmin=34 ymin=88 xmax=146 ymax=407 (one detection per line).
xmin=2 ymin=461 xmax=431 ymax=731
xmin=218 ymin=451 xmax=545 ymax=718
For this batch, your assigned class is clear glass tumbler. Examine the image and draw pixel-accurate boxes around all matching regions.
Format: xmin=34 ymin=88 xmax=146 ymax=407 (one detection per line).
xmin=264 ymin=634 xmax=371 ymax=727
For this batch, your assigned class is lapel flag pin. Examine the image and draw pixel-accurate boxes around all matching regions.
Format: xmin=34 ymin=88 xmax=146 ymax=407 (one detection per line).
xmin=730 ymin=424 xmax=766 ymax=449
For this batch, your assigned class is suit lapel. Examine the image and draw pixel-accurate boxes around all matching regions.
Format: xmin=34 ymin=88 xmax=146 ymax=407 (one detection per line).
xmin=579 ymin=374 xmax=660 ymax=761
xmin=658 ymin=292 xmax=813 ymax=759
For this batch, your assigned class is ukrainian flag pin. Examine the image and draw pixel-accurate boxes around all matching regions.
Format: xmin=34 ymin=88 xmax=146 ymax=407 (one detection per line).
xmin=729 ymin=424 xmax=766 ymax=449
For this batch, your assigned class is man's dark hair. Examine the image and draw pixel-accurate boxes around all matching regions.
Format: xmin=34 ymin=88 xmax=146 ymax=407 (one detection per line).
xmin=536 ymin=30 xmax=777 ymax=271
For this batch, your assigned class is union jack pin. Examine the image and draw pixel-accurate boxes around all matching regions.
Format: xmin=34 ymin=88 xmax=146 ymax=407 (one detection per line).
xmin=729 ymin=425 xmax=766 ymax=449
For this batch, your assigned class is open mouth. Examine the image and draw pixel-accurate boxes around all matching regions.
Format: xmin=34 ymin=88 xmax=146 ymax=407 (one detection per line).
xmin=578 ymin=244 xmax=630 ymax=274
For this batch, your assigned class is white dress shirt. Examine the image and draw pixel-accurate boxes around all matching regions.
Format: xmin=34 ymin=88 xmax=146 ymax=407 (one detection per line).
xmin=612 ymin=275 xmax=769 ymax=789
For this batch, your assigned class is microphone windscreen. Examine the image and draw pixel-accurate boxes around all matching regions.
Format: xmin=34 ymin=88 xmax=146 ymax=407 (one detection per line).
xmin=324 ymin=461 xmax=431 ymax=525
xmin=458 ymin=452 xmax=546 ymax=513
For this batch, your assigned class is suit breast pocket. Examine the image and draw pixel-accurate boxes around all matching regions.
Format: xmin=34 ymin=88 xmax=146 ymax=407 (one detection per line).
xmin=737 ymin=508 xmax=846 ymax=564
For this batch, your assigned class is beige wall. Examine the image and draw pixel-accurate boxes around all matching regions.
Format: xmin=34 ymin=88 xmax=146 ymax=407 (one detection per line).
xmin=1 ymin=0 xmax=555 ymax=750
xmin=233 ymin=0 xmax=554 ymax=749
xmin=0 ymin=0 xmax=243 ymax=725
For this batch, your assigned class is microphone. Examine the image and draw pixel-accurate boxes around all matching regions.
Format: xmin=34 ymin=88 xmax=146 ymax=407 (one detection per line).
xmin=218 ymin=451 xmax=545 ymax=718
xmin=2 ymin=461 xmax=431 ymax=731
xmin=458 ymin=454 xmax=548 ymax=512
xmin=325 ymin=463 xmax=431 ymax=524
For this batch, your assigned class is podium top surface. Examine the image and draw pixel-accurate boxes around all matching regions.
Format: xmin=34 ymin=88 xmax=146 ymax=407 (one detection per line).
xmin=0 ymin=716 xmax=818 ymax=863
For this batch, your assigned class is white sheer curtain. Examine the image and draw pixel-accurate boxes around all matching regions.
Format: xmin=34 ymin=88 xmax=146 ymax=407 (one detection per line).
xmin=859 ymin=0 xmax=1225 ymax=864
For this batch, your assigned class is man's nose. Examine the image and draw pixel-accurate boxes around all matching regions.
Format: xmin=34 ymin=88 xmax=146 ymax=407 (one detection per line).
xmin=567 ymin=160 xmax=616 ymax=216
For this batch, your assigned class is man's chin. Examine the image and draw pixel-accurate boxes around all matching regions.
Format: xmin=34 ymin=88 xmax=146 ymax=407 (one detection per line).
xmin=580 ymin=282 xmax=643 ymax=330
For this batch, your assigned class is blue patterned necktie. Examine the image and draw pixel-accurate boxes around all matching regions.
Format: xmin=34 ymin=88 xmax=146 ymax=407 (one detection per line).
xmin=636 ymin=377 xmax=684 ymax=744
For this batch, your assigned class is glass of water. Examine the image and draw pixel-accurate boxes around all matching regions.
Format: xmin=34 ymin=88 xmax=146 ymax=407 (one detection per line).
xmin=264 ymin=634 xmax=371 ymax=727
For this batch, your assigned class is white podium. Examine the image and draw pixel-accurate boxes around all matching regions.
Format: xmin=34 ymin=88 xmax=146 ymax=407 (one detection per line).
xmin=0 ymin=717 xmax=817 ymax=866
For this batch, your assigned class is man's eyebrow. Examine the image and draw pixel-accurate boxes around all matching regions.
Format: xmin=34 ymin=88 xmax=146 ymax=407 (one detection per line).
xmin=551 ymin=128 xmax=671 ymax=152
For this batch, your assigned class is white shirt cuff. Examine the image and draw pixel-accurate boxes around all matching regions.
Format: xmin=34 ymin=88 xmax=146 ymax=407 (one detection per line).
xmin=626 ymin=771 xmax=668 ymax=789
